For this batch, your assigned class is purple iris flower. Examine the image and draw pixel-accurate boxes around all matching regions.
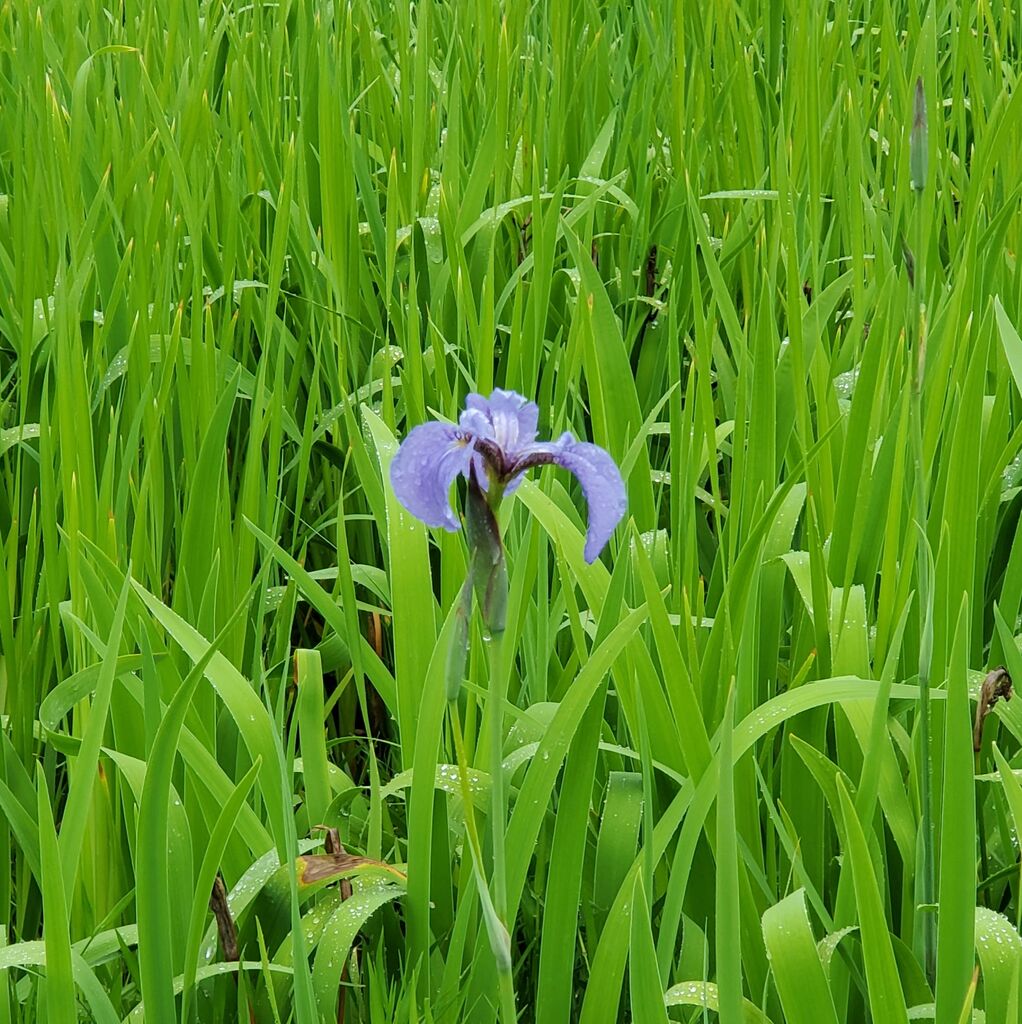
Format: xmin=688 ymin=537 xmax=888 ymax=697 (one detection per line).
xmin=390 ymin=389 xmax=626 ymax=563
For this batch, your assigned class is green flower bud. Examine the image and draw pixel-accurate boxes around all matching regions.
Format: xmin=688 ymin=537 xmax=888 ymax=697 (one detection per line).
xmin=465 ymin=469 xmax=508 ymax=636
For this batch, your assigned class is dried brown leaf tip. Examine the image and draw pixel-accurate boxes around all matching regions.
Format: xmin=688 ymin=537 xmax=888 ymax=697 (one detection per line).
xmin=974 ymin=667 xmax=1013 ymax=752
xmin=296 ymin=853 xmax=407 ymax=887
xmin=209 ymin=873 xmax=239 ymax=962
xmin=298 ymin=827 xmax=407 ymax=888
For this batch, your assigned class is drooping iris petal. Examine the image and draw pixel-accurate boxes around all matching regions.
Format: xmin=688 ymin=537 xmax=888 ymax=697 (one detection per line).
xmin=512 ymin=433 xmax=627 ymax=562
xmin=389 ymin=421 xmax=474 ymax=530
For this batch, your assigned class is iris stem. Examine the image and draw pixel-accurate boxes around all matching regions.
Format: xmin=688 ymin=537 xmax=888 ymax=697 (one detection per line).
xmin=488 ymin=630 xmax=508 ymax=919
xmin=488 ymin=630 xmax=516 ymax=1019
xmin=449 ymin=701 xmax=516 ymax=1020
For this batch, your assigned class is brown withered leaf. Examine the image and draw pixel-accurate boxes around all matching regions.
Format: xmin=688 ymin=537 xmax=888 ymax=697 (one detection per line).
xmin=296 ymin=852 xmax=406 ymax=887
xmin=315 ymin=825 xmax=342 ymax=856
xmin=974 ymin=666 xmax=1012 ymax=752
xmin=209 ymin=874 xmax=239 ymax=962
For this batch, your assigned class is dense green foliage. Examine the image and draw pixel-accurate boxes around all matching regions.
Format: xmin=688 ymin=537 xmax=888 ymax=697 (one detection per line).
xmin=3 ymin=0 xmax=1022 ymax=1020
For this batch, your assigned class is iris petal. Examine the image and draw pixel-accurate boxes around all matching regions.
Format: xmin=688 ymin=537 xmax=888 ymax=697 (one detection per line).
xmin=512 ymin=434 xmax=627 ymax=562
xmin=463 ymin=389 xmax=539 ymax=455
xmin=488 ymin=389 xmax=540 ymax=452
xmin=459 ymin=405 xmax=495 ymax=439
xmin=471 ymin=450 xmax=490 ymax=491
xmin=389 ymin=421 xmax=474 ymax=530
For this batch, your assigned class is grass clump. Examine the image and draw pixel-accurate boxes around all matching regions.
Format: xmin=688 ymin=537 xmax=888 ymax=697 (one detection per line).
xmin=2 ymin=1 xmax=1022 ymax=1021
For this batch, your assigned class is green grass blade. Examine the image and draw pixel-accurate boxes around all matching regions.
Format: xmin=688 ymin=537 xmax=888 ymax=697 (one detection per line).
xmin=935 ymin=598 xmax=977 ymax=1024
xmin=36 ymin=777 xmax=77 ymax=1023
xmin=762 ymin=890 xmax=840 ymax=1024
xmin=837 ymin=777 xmax=909 ymax=1024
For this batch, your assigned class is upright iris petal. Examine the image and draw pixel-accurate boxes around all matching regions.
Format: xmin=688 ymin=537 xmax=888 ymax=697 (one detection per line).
xmin=389 ymin=390 xmax=627 ymax=562
xmin=468 ymin=389 xmax=539 ymax=451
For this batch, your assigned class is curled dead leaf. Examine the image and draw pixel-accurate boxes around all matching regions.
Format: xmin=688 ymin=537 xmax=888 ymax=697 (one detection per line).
xmin=296 ymin=851 xmax=406 ymax=887
xmin=974 ymin=667 xmax=1012 ymax=752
